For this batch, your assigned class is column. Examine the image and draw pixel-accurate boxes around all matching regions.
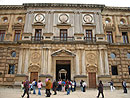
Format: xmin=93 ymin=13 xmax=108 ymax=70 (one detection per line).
xmin=43 ymin=49 xmax=47 ymax=73
xmin=104 ymin=50 xmax=110 ymax=75
xmin=99 ymin=49 xmax=104 ymax=75
xmin=17 ymin=49 xmax=23 ymax=74
xmin=82 ymin=50 xmax=86 ymax=75
xmin=48 ymin=49 xmax=51 ymax=74
xmin=76 ymin=50 xmax=80 ymax=75
xmin=24 ymin=49 xmax=29 ymax=74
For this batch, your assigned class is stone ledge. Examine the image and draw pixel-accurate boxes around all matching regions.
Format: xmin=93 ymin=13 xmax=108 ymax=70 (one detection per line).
xmin=39 ymin=74 xmax=53 ymax=78
xmin=15 ymin=74 xmax=28 ymax=77
xmin=98 ymin=75 xmax=111 ymax=78
xmin=74 ymin=75 xmax=87 ymax=78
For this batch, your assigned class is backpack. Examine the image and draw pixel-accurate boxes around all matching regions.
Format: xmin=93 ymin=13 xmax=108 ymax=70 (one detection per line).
xmin=34 ymin=81 xmax=37 ymax=86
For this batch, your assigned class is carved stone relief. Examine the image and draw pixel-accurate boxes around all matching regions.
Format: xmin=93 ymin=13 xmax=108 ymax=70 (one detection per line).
xmin=28 ymin=64 xmax=40 ymax=72
xmin=31 ymin=52 xmax=40 ymax=63
xmin=86 ymin=53 xmax=96 ymax=64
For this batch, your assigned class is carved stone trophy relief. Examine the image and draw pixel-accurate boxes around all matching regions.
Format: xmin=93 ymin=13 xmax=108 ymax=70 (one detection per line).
xmin=35 ymin=13 xmax=45 ymax=22
xmin=59 ymin=14 xmax=69 ymax=23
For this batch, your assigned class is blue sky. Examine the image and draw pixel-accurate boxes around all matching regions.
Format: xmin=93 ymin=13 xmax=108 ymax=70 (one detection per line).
xmin=0 ymin=0 xmax=130 ymax=7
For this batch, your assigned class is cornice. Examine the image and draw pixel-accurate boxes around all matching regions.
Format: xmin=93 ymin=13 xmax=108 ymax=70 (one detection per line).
xmin=0 ymin=5 xmax=25 ymax=10
xmin=23 ymin=3 xmax=105 ymax=8
xmin=104 ymin=6 xmax=130 ymax=11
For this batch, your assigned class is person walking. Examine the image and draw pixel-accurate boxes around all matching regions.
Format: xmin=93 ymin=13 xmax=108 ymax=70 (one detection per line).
xmin=21 ymin=77 xmax=30 ymax=98
xmin=37 ymin=80 xmax=43 ymax=95
xmin=108 ymin=80 xmax=114 ymax=91
xmin=80 ymin=80 xmax=83 ymax=91
xmin=52 ymin=80 xmax=58 ymax=95
xmin=32 ymin=79 xmax=37 ymax=94
xmin=46 ymin=79 xmax=52 ymax=97
xmin=82 ymin=81 xmax=87 ymax=92
xmin=97 ymin=80 xmax=104 ymax=98
xmin=122 ymin=80 xmax=127 ymax=93
xmin=66 ymin=81 xmax=71 ymax=95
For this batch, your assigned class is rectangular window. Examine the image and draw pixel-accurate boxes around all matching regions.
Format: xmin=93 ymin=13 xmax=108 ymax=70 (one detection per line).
xmin=85 ymin=30 xmax=92 ymax=41
xmin=35 ymin=29 xmax=42 ymax=41
xmin=14 ymin=30 xmax=21 ymax=41
xmin=111 ymin=66 xmax=118 ymax=75
xmin=128 ymin=66 xmax=130 ymax=75
xmin=107 ymin=31 xmax=113 ymax=43
xmin=8 ymin=65 xmax=15 ymax=74
xmin=122 ymin=32 xmax=129 ymax=43
xmin=60 ymin=29 xmax=67 ymax=41
xmin=0 ymin=30 xmax=5 ymax=41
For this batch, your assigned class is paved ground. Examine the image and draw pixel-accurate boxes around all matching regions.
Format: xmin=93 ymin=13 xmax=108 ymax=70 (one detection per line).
xmin=0 ymin=87 xmax=129 ymax=98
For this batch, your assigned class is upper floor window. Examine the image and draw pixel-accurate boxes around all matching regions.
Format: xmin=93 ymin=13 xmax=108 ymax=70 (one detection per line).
xmin=122 ymin=32 xmax=129 ymax=44
xmin=120 ymin=18 xmax=126 ymax=25
xmin=0 ymin=30 xmax=5 ymax=41
xmin=35 ymin=29 xmax=42 ymax=41
xmin=8 ymin=65 xmax=15 ymax=74
xmin=11 ymin=51 xmax=16 ymax=57
xmin=3 ymin=17 xmax=8 ymax=23
xmin=110 ymin=53 xmax=116 ymax=59
xmin=60 ymin=29 xmax=67 ymax=41
xmin=85 ymin=30 xmax=93 ymax=41
xmin=14 ymin=30 xmax=21 ymax=41
xmin=105 ymin=18 xmax=111 ymax=24
xmin=106 ymin=31 xmax=113 ymax=43
xmin=17 ymin=17 xmax=23 ymax=23
xmin=111 ymin=66 xmax=118 ymax=75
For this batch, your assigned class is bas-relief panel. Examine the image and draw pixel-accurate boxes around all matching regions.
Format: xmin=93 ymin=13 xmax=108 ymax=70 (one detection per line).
xmin=86 ymin=51 xmax=98 ymax=72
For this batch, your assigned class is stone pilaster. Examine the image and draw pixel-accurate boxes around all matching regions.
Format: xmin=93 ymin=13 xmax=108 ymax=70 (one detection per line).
xmin=76 ymin=50 xmax=80 ymax=75
xmin=48 ymin=49 xmax=52 ymax=74
xmin=99 ymin=49 xmax=104 ymax=75
xmin=17 ymin=49 xmax=23 ymax=74
xmin=41 ymin=49 xmax=44 ymax=74
xmin=24 ymin=49 xmax=29 ymax=74
xmin=104 ymin=50 xmax=110 ymax=75
xmin=82 ymin=50 xmax=86 ymax=75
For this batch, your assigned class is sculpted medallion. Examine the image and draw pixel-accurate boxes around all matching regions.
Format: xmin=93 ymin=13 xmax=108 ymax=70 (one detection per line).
xmin=59 ymin=14 xmax=69 ymax=23
xmin=86 ymin=53 xmax=96 ymax=64
xmin=31 ymin=52 xmax=40 ymax=63
xmin=83 ymin=14 xmax=93 ymax=23
xmin=35 ymin=13 xmax=45 ymax=22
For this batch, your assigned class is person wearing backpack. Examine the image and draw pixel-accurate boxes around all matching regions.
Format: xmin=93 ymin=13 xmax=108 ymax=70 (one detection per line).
xmin=122 ymin=80 xmax=127 ymax=93
xmin=32 ymin=79 xmax=37 ymax=94
xmin=21 ymin=77 xmax=30 ymax=98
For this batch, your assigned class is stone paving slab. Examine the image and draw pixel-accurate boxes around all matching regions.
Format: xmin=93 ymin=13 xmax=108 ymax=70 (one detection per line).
xmin=0 ymin=87 xmax=129 ymax=98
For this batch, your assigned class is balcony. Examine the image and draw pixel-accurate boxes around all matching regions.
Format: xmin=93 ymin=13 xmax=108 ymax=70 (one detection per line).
xmin=53 ymin=36 xmax=74 ymax=42
xmin=84 ymin=37 xmax=96 ymax=43
xmin=31 ymin=36 xmax=43 ymax=41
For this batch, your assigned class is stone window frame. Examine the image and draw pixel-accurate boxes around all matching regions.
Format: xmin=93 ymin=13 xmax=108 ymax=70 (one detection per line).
xmin=111 ymin=65 xmax=118 ymax=75
xmin=8 ymin=64 xmax=15 ymax=74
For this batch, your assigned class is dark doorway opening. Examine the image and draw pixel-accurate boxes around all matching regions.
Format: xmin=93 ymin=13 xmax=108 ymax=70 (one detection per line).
xmin=56 ymin=60 xmax=71 ymax=81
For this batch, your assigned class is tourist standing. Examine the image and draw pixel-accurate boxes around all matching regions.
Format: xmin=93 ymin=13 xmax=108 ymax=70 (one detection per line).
xmin=71 ymin=80 xmax=75 ymax=92
xmin=66 ymin=81 xmax=71 ymax=95
xmin=97 ymin=80 xmax=104 ymax=98
xmin=37 ymin=80 xmax=43 ymax=95
xmin=122 ymin=80 xmax=127 ymax=93
xmin=46 ymin=79 xmax=52 ymax=97
xmin=80 ymin=80 xmax=83 ymax=91
xmin=32 ymin=79 xmax=37 ymax=94
xmin=74 ymin=80 xmax=76 ymax=91
xmin=21 ymin=77 xmax=30 ymax=98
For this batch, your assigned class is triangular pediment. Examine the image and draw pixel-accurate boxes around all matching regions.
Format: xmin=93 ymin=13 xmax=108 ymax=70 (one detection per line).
xmin=51 ymin=49 xmax=76 ymax=57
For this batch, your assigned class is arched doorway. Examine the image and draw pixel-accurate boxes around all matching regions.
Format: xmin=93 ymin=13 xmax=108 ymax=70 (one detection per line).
xmin=56 ymin=60 xmax=71 ymax=81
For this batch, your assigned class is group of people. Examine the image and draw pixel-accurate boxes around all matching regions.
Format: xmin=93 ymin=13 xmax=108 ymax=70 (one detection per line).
xmin=21 ymin=77 xmax=128 ymax=98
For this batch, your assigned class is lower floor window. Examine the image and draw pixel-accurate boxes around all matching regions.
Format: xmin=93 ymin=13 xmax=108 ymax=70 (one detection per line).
xmin=111 ymin=66 xmax=118 ymax=75
xmin=128 ymin=66 xmax=130 ymax=75
xmin=8 ymin=65 xmax=15 ymax=74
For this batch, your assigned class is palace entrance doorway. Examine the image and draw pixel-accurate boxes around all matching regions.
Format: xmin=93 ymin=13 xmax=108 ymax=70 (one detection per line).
xmin=30 ymin=72 xmax=38 ymax=82
xmin=56 ymin=60 xmax=71 ymax=81
xmin=88 ymin=72 xmax=96 ymax=88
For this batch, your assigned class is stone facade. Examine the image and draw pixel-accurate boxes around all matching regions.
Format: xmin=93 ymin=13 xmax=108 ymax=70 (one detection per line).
xmin=0 ymin=3 xmax=130 ymax=87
